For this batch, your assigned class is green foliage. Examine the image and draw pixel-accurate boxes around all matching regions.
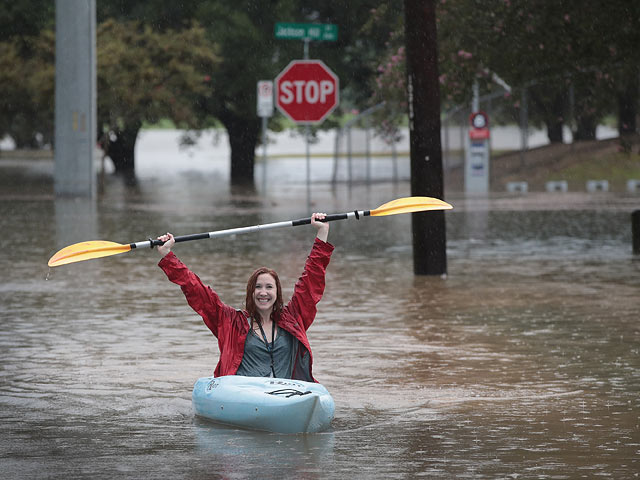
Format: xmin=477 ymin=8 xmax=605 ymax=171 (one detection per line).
xmin=0 ymin=0 xmax=54 ymax=41
xmin=362 ymin=4 xmax=406 ymax=142
xmin=0 ymin=15 xmax=219 ymax=154
xmin=301 ymin=0 xmax=405 ymax=111
xmin=191 ymin=1 xmax=297 ymax=122
xmin=95 ymin=19 xmax=220 ymax=173
xmin=0 ymin=31 xmax=54 ymax=148
xmin=365 ymin=0 xmax=639 ymax=142
xmin=97 ymin=19 xmax=219 ymax=133
xmin=2 ymin=0 xmax=638 ymax=180
xmin=0 ymin=0 xmax=56 ymax=148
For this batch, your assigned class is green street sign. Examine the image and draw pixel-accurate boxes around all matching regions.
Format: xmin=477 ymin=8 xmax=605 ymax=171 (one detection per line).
xmin=275 ymin=23 xmax=338 ymax=41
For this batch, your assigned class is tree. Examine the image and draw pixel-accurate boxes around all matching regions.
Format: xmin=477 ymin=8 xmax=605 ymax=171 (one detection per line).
xmin=0 ymin=0 xmax=54 ymax=41
xmin=0 ymin=1 xmax=55 ymax=148
xmin=368 ymin=0 xmax=640 ymax=144
xmin=98 ymin=0 xmax=404 ymax=185
xmin=191 ymin=0 xmax=405 ymax=184
xmin=189 ymin=2 xmax=297 ymax=184
xmin=436 ymin=0 xmax=580 ymax=142
xmin=97 ymin=20 xmax=219 ymax=178
xmin=4 ymin=0 xmax=402 ymax=183
xmin=97 ymin=1 xmax=300 ymax=184
xmin=7 ymin=1 xmax=634 ymax=180
xmin=0 ymin=31 xmax=55 ymax=148
xmin=0 ymin=12 xmax=219 ymax=166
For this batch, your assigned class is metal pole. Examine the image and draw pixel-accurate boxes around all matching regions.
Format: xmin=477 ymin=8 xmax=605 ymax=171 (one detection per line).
xmin=459 ymin=110 xmax=465 ymax=169
xmin=303 ymin=38 xmax=309 ymax=60
xmin=487 ymin=96 xmax=493 ymax=155
xmin=261 ymin=115 xmax=268 ymax=192
xmin=305 ymin=124 xmax=311 ymax=208
xmin=569 ymin=83 xmax=575 ymax=148
xmin=331 ymin=129 xmax=341 ymax=184
xmin=392 ymin=140 xmax=398 ymax=183
xmin=54 ymin=0 xmax=96 ymax=197
xmin=519 ymin=87 xmax=529 ymax=171
xmin=365 ymin=120 xmax=371 ymax=185
xmin=443 ymin=115 xmax=449 ymax=172
xmin=347 ymin=127 xmax=352 ymax=187
xmin=633 ymin=210 xmax=640 ymax=255
xmin=303 ymin=39 xmax=311 ymax=209
xmin=472 ymin=80 xmax=480 ymax=112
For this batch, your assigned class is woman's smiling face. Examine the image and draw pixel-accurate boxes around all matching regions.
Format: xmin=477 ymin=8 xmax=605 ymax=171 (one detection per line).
xmin=253 ymin=272 xmax=277 ymax=315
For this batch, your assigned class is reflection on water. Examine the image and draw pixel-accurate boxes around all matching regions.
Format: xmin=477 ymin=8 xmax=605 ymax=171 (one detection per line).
xmin=1 ymin=151 xmax=639 ymax=478
xmin=193 ymin=420 xmax=336 ymax=478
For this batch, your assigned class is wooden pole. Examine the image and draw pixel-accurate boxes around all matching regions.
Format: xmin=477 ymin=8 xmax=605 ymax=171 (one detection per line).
xmin=404 ymin=0 xmax=447 ymax=275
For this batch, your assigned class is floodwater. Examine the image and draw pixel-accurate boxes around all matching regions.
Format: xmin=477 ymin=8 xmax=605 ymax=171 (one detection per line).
xmin=1 ymin=133 xmax=639 ymax=479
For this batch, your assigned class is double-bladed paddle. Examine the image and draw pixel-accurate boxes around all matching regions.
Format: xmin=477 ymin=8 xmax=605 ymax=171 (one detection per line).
xmin=48 ymin=196 xmax=452 ymax=267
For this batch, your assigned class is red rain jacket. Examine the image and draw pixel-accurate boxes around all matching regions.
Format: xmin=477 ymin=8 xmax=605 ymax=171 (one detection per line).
xmin=158 ymin=238 xmax=334 ymax=382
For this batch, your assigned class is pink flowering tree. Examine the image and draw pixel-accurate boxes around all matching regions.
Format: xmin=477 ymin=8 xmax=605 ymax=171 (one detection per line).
xmin=370 ymin=43 xmax=407 ymax=143
xmin=368 ymin=0 xmax=639 ymax=144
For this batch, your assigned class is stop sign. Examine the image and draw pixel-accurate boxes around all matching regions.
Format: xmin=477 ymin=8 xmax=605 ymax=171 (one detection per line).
xmin=275 ymin=60 xmax=339 ymax=124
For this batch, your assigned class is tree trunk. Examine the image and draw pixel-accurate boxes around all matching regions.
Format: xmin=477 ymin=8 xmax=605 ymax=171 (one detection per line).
xmin=546 ymin=118 xmax=564 ymax=144
xmin=574 ymin=114 xmax=597 ymax=141
xmin=222 ymin=113 xmax=260 ymax=185
xmin=105 ymin=123 xmax=140 ymax=183
xmin=618 ymin=71 xmax=638 ymax=136
xmin=546 ymin=91 xmax=565 ymax=143
xmin=11 ymin=113 xmax=41 ymax=148
xmin=530 ymin=87 xmax=565 ymax=144
xmin=572 ymin=82 xmax=599 ymax=141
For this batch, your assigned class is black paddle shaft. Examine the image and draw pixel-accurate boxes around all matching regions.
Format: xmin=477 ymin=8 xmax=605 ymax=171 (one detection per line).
xmin=148 ymin=211 xmax=370 ymax=248
xmin=293 ymin=212 xmax=353 ymax=226
xmin=148 ymin=232 xmax=211 ymax=248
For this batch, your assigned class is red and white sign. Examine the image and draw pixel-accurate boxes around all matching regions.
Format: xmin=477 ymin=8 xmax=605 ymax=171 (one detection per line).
xmin=256 ymin=80 xmax=274 ymax=117
xmin=275 ymin=60 xmax=339 ymax=124
xmin=469 ymin=111 xmax=490 ymax=140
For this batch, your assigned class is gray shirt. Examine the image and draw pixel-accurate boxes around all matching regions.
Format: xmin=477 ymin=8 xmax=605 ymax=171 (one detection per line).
xmin=236 ymin=326 xmax=298 ymax=378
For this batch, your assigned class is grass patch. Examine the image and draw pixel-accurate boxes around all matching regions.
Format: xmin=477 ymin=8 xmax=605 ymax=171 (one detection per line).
xmin=557 ymin=151 xmax=640 ymax=183
xmin=142 ymin=118 xmax=177 ymax=129
xmin=538 ymin=147 xmax=640 ymax=191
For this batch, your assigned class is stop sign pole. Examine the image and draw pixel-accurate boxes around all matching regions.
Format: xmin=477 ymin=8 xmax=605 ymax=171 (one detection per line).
xmin=275 ymin=59 xmax=339 ymax=208
xmin=257 ymin=80 xmax=274 ymax=192
xmin=274 ymin=23 xmax=339 ymax=208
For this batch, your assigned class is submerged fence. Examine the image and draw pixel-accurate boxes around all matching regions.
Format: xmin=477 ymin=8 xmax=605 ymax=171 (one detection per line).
xmin=330 ymin=103 xmax=404 ymax=185
xmin=331 ymin=91 xmax=523 ymax=185
xmin=330 ymin=85 xmax=611 ymax=186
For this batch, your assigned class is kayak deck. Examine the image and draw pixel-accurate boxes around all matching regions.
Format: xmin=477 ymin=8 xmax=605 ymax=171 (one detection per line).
xmin=192 ymin=375 xmax=335 ymax=433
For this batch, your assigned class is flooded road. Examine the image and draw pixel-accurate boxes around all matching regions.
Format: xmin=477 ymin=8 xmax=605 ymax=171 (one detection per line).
xmin=1 ymin=136 xmax=639 ymax=479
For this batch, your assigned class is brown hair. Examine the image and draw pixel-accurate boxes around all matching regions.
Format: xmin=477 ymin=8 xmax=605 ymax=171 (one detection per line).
xmin=245 ymin=267 xmax=283 ymax=326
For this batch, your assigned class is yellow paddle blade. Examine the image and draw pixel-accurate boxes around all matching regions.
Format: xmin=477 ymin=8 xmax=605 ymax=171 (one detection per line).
xmin=48 ymin=241 xmax=132 ymax=267
xmin=370 ymin=196 xmax=453 ymax=216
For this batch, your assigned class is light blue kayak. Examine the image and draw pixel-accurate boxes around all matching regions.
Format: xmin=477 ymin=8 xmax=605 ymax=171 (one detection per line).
xmin=192 ymin=375 xmax=335 ymax=433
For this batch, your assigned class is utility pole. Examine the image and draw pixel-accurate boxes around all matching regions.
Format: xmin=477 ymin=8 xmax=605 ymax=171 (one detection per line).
xmin=404 ymin=0 xmax=447 ymax=275
xmin=54 ymin=0 xmax=96 ymax=197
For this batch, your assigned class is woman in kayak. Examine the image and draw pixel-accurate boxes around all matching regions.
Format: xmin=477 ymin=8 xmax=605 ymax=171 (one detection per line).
xmin=156 ymin=213 xmax=333 ymax=382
